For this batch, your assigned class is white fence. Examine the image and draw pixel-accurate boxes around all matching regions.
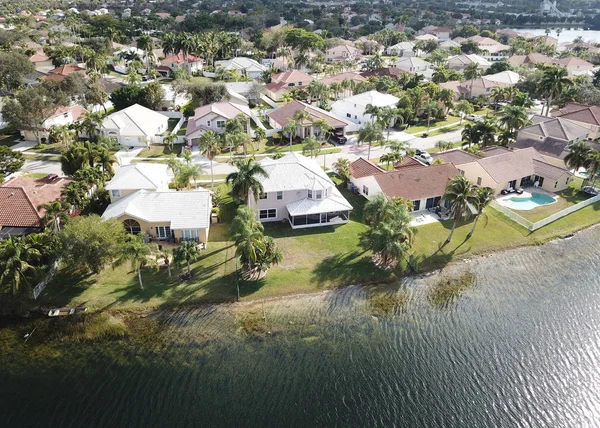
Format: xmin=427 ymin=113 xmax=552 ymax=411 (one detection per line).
xmin=32 ymin=259 xmax=61 ymax=300
xmin=491 ymin=193 xmax=600 ymax=231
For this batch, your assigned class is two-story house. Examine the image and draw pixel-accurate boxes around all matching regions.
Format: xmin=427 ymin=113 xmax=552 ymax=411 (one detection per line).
xmin=552 ymin=102 xmax=600 ymax=139
xmin=265 ymin=70 xmax=315 ymax=102
xmin=268 ymin=100 xmax=348 ymax=139
xmin=392 ymin=57 xmax=434 ymax=79
xmin=186 ymin=101 xmax=253 ymax=144
xmin=159 ymin=53 xmax=203 ymax=76
xmin=326 ymin=44 xmax=362 ymax=63
xmin=21 ymin=105 xmax=87 ymax=143
xmin=447 ymin=54 xmax=490 ymax=72
xmin=249 ymin=153 xmax=352 ymax=229
xmin=330 ymin=90 xmax=400 ymax=126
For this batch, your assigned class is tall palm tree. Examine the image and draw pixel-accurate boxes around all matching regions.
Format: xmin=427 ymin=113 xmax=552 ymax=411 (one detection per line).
xmin=490 ymin=86 xmax=505 ymax=111
xmin=497 ymin=104 xmax=530 ymax=134
xmin=564 ymin=141 xmax=591 ymax=178
xmin=49 ymin=124 xmax=75 ymax=148
xmin=174 ymin=241 xmax=201 ymax=275
xmin=38 ymin=201 xmax=71 ymax=232
xmin=0 ymin=237 xmax=41 ymax=295
xmin=539 ymin=66 xmax=573 ymax=116
xmin=114 ymin=235 xmax=158 ymax=290
xmin=461 ymin=124 xmax=480 ymax=148
xmin=455 ymin=100 xmax=474 ymax=125
xmin=586 ymin=149 xmax=600 ymax=186
xmin=80 ymin=111 xmax=104 ymax=141
xmin=198 ymin=130 xmax=221 ymax=192
xmin=95 ymin=147 xmax=115 ymax=179
xmin=136 ymin=34 xmax=154 ymax=73
xmin=358 ymin=122 xmax=384 ymax=160
xmin=467 ymin=187 xmax=494 ymax=238
xmin=332 ymin=158 xmax=351 ymax=185
xmin=302 ymin=136 xmax=321 ymax=158
xmin=226 ymin=159 xmax=269 ymax=203
xmin=230 ymin=205 xmax=264 ymax=243
xmin=444 ymin=175 xmax=476 ymax=243
xmin=474 ymin=121 xmax=497 ymax=147
xmin=162 ymin=32 xmax=178 ymax=58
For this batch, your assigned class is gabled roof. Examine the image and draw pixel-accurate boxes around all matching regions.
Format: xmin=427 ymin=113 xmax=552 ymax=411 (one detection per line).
xmin=30 ymin=52 xmax=50 ymax=62
xmin=554 ymin=56 xmax=593 ymax=69
xmin=2 ymin=177 xmax=72 ymax=212
xmin=448 ymin=54 xmax=490 ymax=66
xmin=186 ymin=102 xmax=251 ymax=137
xmin=483 ymin=70 xmax=520 ymax=85
xmin=272 ymin=69 xmax=314 ymax=84
xmin=268 ymin=100 xmax=347 ymax=129
xmin=101 ymin=104 xmax=168 ymax=137
xmin=431 ymin=149 xmax=480 ymax=165
xmin=360 ymin=67 xmax=407 ymax=79
xmin=162 ymin=53 xmax=202 ymax=64
xmin=102 ymin=189 xmax=212 ymax=230
xmin=519 ymin=115 xmax=590 ymax=142
xmin=319 ymin=72 xmax=366 ymax=85
xmin=532 ymin=158 xmax=572 ymax=180
xmin=327 ymin=44 xmax=361 ymax=54
xmin=349 ymin=157 xmax=386 ymax=178
xmin=553 ymin=103 xmax=600 ymax=126
xmin=286 ymin=187 xmax=352 ymax=216
xmin=334 ymin=90 xmax=400 ymax=108
xmin=394 ymin=57 xmax=432 ymax=69
xmin=53 ymin=105 xmax=88 ymax=122
xmin=476 ymin=147 xmax=553 ymax=184
xmin=42 ymin=64 xmax=86 ymax=82
xmin=374 ymin=163 xmax=459 ymax=201
xmin=217 ymin=57 xmax=267 ymax=72
xmin=0 ymin=187 xmax=41 ymax=228
xmin=388 ymin=41 xmax=415 ymax=50
xmin=394 ymin=156 xmax=426 ymax=170
xmin=105 ymin=163 xmax=170 ymax=191
xmin=258 ymin=152 xmax=334 ymax=192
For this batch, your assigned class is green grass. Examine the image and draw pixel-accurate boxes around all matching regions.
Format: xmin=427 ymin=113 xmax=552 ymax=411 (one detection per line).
xmin=166 ymin=118 xmax=180 ymax=134
xmin=22 ymin=172 xmax=50 ymax=179
xmin=27 ymin=142 xmax=64 ymax=154
xmin=405 ymin=115 xmax=461 ymax=134
xmin=22 ymin=153 xmax=61 ymax=161
xmin=38 ymin=185 xmax=600 ymax=313
xmin=504 ymin=178 xmax=591 ymax=222
xmin=0 ymin=131 xmax=19 ymax=147
xmin=136 ymin=144 xmax=183 ymax=158
xmin=429 ymin=141 xmax=462 ymax=153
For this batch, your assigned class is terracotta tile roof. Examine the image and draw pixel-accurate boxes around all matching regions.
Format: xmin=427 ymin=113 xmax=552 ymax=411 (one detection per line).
xmin=2 ymin=177 xmax=72 ymax=211
xmin=162 ymin=53 xmax=202 ymax=64
xmin=349 ymin=157 xmax=386 ymax=178
xmin=319 ymin=72 xmax=366 ymax=85
xmin=30 ymin=52 xmax=49 ymax=62
xmin=0 ymin=187 xmax=41 ymax=228
xmin=360 ymin=67 xmax=407 ymax=79
xmin=271 ymin=70 xmax=314 ymax=84
xmin=268 ymin=100 xmax=348 ymax=129
xmin=374 ymin=164 xmax=459 ymax=201
xmin=393 ymin=156 xmax=426 ymax=170
xmin=42 ymin=64 xmax=86 ymax=82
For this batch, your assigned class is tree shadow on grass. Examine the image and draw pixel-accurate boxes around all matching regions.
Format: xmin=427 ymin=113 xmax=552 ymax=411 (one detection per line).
xmin=310 ymin=250 xmax=395 ymax=288
xmin=37 ymin=267 xmax=98 ymax=307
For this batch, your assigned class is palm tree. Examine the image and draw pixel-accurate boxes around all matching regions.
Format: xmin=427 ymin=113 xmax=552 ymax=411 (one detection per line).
xmin=230 ymin=205 xmax=264 ymax=243
xmin=455 ymin=100 xmax=474 ymax=125
xmin=38 ymin=201 xmax=71 ymax=232
xmin=444 ymin=175 xmax=476 ymax=243
xmin=226 ymin=158 xmax=269 ymax=203
xmin=539 ymin=66 xmax=573 ymax=116
xmin=95 ymin=147 xmax=115 ymax=179
xmin=497 ymin=104 xmax=530 ymax=134
xmin=564 ymin=141 xmax=592 ymax=180
xmin=461 ymin=124 xmax=480 ymax=148
xmin=312 ymin=118 xmax=332 ymax=141
xmin=463 ymin=62 xmax=481 ymax=80
xmin=0 ymin=237 xmax=41 ymax=295
xmin=386 ymin=140 xmax=408 ymax=156
xmin=474 ymin=121 xmax=497 ymax=147
xmin=283 ymin=117 xmax=300 ymax=151
xmin=235 ymin=229 xmax=266 ymax=271
xmin=114 ymin=235 xmax=158 ymax=290
xmin=467 ymin=187 xmax=494 ymax=238
xmin=302 ymin=136 xmax=321 ymax=158
xmin=174 ymin=240 xmax=201 ymax=276
xmin=163 ymin=132 xmax=178 ymax=153
xmin=358 ymin=122 xmax=384 ymax=160
xmin=136 ymin=34 xmax=154 ymax=73
xmin=49 ymin=124 xmax=75 ymax=148
xmin=586 ymin=149 xmax=600 ymax=186
xmin=80 ymin=111 xmax=104 ymax=141
xmin=380 ymin=152 xmax=402 ymax=169
xmin=198 ymin=130 xmax=221 ymax=192
xmin=332 ymin=158 xmax=351 ymax=185
xmin=490 ymin=87 xmax=505 ymax=111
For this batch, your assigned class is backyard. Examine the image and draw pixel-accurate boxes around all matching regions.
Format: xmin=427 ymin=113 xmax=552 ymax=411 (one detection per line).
xmin=38 ymin=182 xmax=600 ymax=313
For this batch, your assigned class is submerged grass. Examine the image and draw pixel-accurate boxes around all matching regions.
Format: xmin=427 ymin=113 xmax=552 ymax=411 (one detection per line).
xmin=52 ymin=313 xmax=128 ymax=342
xmin=368 ymin=290 xmax=409 ymax=316
xmin=429 ymin=271 xmax=476 ymax=307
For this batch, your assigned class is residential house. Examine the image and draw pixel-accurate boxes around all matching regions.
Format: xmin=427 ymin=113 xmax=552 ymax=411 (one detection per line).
xmin=392 ymin=57 xmax=434 ymax=78
xmin=265 ymin=70 xmax=315 ymax=102
xmin=248 ymin=153 xmax=353 ymax=229
xmin=561 ymin=42 xmax=600 ymax=63
xmin=214 ymin=57 xmax=267 ymax=79
xmin=552 ymin=57 xmax=595 ymax=74
xmin=348 ymin=157 xmax=459 ymax=211
xmin=512 ymin=115 xmax=597 ymax=167
xmin=105 ymin=163 xmax=171 ymax=203
xmin=431 ymin=147 xmax=573 ymax=194
xmin=186 ymin=101 xmax=253 ymax=144
xmin=319 ymin=72 xmax=366 ymax=87
xmin=469 ymin=36 xmax=510 ymax=62
xmin=268 ymin=100 xmax=348 ymax=139
xmin=552 ymin=102 xmax=600 ymax=138
xmin=386 ymin=41 xmax=419 ymax=57
xmin=442 ymin=70 xmax=521 ymax=99
xmin=360 ymin=67 xmax=407 ymax=80
xmin=447 ymin=54 xmax=490 ymax=72
xmin=439 ymin=40 xmax=461 ymax=52
xmin=414 ymin=34 xmax=438 ymax=42
xmin=41 ymin=64 xmax=86 ymax=82
xmin=102 ymin=189 xmax=212 ymax=243
xmin=100 ymin=104 xmax=169 ymax=147
xmin=21 ymin=105 xmax=87 ymax=143
xmin=326 ymin=44 xmax=362 ymax=63
xmin=160 ymin=53 xmax=203 ymax=75
xmin=331 ymin=91 xmax=400 ymax=126
xmin=29 ymin=52 xmax=53 ymax=70
xmin=508 ymin=53 xmax=554 ymax=68
xmin=420 ymin=26 xmax=451 ymax=41
xmin=0 ymin=176 xmax=72 ymax=238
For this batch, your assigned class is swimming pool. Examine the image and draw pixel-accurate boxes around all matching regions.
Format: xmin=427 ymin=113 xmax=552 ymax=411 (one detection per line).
xmin=503 ymin=193 xmax=557 ymax=211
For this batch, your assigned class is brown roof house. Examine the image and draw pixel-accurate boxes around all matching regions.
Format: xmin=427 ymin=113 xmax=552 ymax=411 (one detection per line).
xmin=265 ymin=70 xmax=315 ymax=102
xmin=326 ymin=44 xmax=361 ymax=63
xmin=0 ymin=176 xmax=73 ymax=238
xmin=511 ymin=114 xmax=596 ymax=167
xmin=268 ymin=100 xmax=348 ymax=139
xmin=432 ymin=147 xmax=573 ymax=194
xmin=41 ymin=64 xmax=86 ymax=82
xmin=552 ymin=103 xmax=600 ymax=139
xmin=349 ymin=157 xmax=459 ymax=212
xmin=185 ymin=101 xmax=253 ymax=144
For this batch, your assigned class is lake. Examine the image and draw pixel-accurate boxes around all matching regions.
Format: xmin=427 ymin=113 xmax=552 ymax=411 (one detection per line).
xmin=1 ymin=227 xmax=600 ymax=427
xmin=509 ymin=28 xmax=600 ymax=43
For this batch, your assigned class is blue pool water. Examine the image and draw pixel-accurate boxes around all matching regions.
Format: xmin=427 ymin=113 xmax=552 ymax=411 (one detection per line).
xmin=505 ymin=193 xmax=556 ymax=210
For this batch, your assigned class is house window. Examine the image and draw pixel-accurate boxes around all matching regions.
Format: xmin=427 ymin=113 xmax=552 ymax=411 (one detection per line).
xmin=346 ymin=113 xmax=351 ymax=118
xmin=316 ymin=190 xmax=322 ymax=199
xmin=298 ymin=82 xmax=303 ymax=86
xmin=216 ymin=120 xmax=225 ymax=128
xmin=354 ymin=115 xmax=357 ymax=119
xmin=288 ymin=83 xmax=295 ymax=87
xmin=413 ymin=200 xmax=421 ymax=211
xmin=259 ymin=209 xmax=277 ymax=219
xmin=276 ymin=191 xmax=283 ymax=200
xmin=308 ymin=189 xmax=313 ymax=199
xmin=111 ymin=189 xmax=121 ymax=198
xmin=181 ymin=229 xmax=199 ymax=241
xmin=207 ymin=120 xmax=211 ymax=127
xmin=477 ymin=177 xmax=482 ymax=186
xmin=260 ymin=192 xmax=267 ymax=200
xmin=156 ymin=226 xmax=171 ymax=239
xmin=362 ymin=185 xmax=369 ymax=196
xmin=554 ymin=181 xmax=558 ymax=188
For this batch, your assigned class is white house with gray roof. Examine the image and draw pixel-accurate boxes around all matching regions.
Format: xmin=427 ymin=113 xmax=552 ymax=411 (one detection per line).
xmin=330 ymin=90 xmax=400 ymax=126
xmin=100 ymin=104 xmax=169 ymax=147
xmin=105 ymin=163 xmax=171 ymax=202
xmin=248 ymin=153 xmax=352 ymax=229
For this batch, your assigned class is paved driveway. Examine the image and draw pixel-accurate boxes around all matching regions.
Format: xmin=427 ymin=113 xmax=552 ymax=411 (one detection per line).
xmin=9 ymin=141 xmax=37 ymax=152
xmin=19 ymin=160 xmax=63 ymax=176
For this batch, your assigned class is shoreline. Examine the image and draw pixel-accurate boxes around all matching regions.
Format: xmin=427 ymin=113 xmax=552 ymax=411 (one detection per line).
xmin=23 ymin=221 xmax=599 ymax=321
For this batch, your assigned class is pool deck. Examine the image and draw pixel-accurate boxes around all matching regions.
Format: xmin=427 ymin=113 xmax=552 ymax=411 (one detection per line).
xmin=496 ymin=188 xmax=558 ymax=211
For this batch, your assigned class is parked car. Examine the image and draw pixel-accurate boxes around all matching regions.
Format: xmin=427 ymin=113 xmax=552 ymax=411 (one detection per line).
xmin=328 ymin=130 xmax=347 ymax=145
xmin=415 ymin=149 xmax=432 ymax=165
xmin=465 ymin=114 xmax=482 ymax=122
xmin=582 ymin=185 xmax=599 ymax=196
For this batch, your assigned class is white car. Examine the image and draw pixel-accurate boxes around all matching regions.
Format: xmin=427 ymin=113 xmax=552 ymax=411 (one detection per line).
xmin=415 ymin=149 xmax=433 ymax=165
xmin=465 ymin=114 xmax=482 ymax=122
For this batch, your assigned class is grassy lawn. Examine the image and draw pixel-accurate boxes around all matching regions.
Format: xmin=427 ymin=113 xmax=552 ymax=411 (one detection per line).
xmin=507 ymin=178 xmax=591 ymax=222
xmin=405 ymin=115 xmax=461 ymax=134
xmin=429 ymin=141 xmax=462 ymax=153
xmin=27 ymin=142 xmax=64 ymax=154
xmin=136 ymin=144 xmax=182 ymax=158
xmin=22 ymin=153 xmax=61 ymax=161
xmin=38 ymin=183 xmax=600 ymax=313
xmin=22 ymin=172 xmax=50 ymax=179
xmin=0 ymin=131 xmax=19 ymax=147
xmin=243 ymin=140 xmax=342 ymax=156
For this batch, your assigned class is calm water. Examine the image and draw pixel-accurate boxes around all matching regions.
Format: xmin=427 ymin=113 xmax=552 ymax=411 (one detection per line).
xmin=509 ymin=28 xmax=600 ymax=43
xmin=2 ymin=228 xmax=600 ymax=427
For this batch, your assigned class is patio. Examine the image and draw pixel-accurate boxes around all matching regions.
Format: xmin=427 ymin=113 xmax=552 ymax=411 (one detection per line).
xmin=410 ymin=211 xmax=443 ymax=227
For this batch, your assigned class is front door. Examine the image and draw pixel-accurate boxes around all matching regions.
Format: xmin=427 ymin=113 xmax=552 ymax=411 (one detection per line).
xmin=509 ymin=179 xmax=517 ymax=189
xmin=534 ymin=175 xmax=544 ymax=187
xmin=425 ymin=197 xmax=436 ymax=209
xmin=156 ymin=226 xmax=171 ymax=240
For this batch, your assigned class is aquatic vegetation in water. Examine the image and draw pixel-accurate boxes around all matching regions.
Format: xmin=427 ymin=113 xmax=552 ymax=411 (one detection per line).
xmin=55 ymin=313 xmax=128 ymax=342
xmin=368 ymin=290 xmax=409 ymax=316
xmin=237 ymin=310 xmax=269 ymax=336
xmin=429 ymin=270 xmax=476 ymax=307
